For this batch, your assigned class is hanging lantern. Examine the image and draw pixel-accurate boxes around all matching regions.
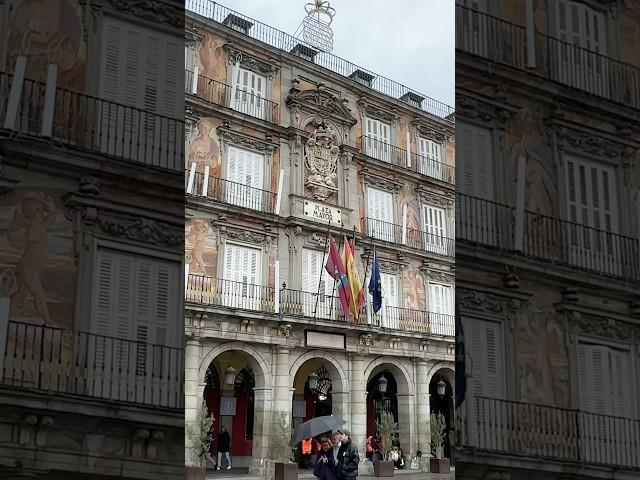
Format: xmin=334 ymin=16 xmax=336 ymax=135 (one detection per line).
xmin=437 ymin=379 xmax=446 ymax=397
xmin=224 ymin=366 xmax=237 ymax=385
xmin=308 ymin=371 xmax=319 ymax=391
xmin=378 ymin=374 xmax=388 ymax=394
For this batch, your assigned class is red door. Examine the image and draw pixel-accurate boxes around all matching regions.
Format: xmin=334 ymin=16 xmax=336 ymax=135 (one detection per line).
xmin=231 ymin=391 xmax=252 ymax=456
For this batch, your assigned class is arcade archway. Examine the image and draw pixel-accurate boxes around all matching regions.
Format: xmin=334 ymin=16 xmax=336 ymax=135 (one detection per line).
xmin=430 ymin=369 xmax=454 ymax=459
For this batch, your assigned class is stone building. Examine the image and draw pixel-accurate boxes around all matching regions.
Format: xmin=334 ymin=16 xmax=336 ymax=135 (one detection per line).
xmin=0 ymin=0 xmax=184 ymax=478
xmin=184 ymin=2 xmax=456 ymax=473
xmin=455 ymin=1 xmax=640 ymax=479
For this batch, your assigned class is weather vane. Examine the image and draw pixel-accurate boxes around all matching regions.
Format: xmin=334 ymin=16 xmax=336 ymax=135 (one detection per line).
xmin=294 ymin=0 xmax=336 ymax=52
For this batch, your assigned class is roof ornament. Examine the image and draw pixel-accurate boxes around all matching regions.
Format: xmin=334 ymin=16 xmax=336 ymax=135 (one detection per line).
xmin=295 ymin=0 xmax=336 ymax=52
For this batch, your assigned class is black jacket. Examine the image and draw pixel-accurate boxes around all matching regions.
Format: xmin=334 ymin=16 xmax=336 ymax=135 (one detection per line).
xmin=217 ymin=431 xmax=231 ymax=452
xmin=314 ymin=452 xmax=337 ymax=480
xmin=336 ymin=439 xmax=359 ymax=479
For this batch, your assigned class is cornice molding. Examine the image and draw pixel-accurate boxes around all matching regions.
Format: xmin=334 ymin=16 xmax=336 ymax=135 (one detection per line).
xmin=415 ymin=188 xmax=454 ymax=208
xmin=217 ymin=127 xmax=278 ymax=153
xmin=361 ymin=170 xmax=403 ymax=193
xmin=458 ymin=288 xmax=524 ymax=315
xmin=286 ymin=86 xmax=357 ymax=127
xmin=223 ymin=43 xmax=280 ymax=78
xmin=218 ymin=225 xmax=276 ymax=247
xmin=357 ymin=96 xmax=402 ymax=125
xmin=552 ymin=123 xmax=637 ymax=159
xmin=455 ymin=93 xmax=515 ymax=128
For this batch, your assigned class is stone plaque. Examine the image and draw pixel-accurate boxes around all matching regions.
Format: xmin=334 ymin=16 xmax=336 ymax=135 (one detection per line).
xmin=220 ymin=397 xmax=236 ymax=416
xmin=303 ymin=200 xmax=343 ymax=226
xmin=306 ymin=330 xmax=346 ymax=350
xmin=292 ymin=400 xmax=307 ymax=418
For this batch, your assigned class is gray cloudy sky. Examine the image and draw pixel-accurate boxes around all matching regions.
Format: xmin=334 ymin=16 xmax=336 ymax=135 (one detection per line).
xmin=215 ymin=0 xmax=454 ymax=107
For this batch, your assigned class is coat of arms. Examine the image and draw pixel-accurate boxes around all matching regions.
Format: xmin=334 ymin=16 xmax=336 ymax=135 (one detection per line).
xmin=304 ymin=124 xmax=340 ymax=202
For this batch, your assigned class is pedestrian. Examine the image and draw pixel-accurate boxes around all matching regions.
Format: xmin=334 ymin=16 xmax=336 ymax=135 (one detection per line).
xmin=365 ymin=435 xmax=374 ymax=461
xmin=301 ymin=437 xmax=313 ymax=468
xmin=314 ymin=437 xmax=337 ymax=480
xmin=216 ymin=426 xmax=232 ymax=470
xmin=330 ymin=431 xmax=342 ymax=466
xmin=336 ymin=430 xmax=359 ymax=480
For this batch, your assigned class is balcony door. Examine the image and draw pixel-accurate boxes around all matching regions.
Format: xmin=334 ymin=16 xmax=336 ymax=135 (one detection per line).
xmin=456 ymin=0 xmax=489 ymax=59
xmin=364 ymin=118 xmax=391 ymax=163
xmin=223 ymin=243 xmax=262 ymax=310
xmin=423 ymin=205 xmax=447 ymax=255
xmin=428 ymin=284 xmax=453 ymax=336
xmin=553 ymin=0 xmax=608 ymax=97
xmin=565 ymin=156 xmax=619 ymax=275
xmin=301 ymin=248 xmax=336 ymax=320
xmin=577 ymin=343 xmax=633 ymax=466
xmin=379 ymin=273 xmax=399 ymax=329
xmin=226 ymin=146 xmax=265 ymax=211
xmin=418 ymin=137 xmax=444 ymax=180
xmin=232 ymin=67 xmax=266 ymax=120
xmin=367 ymin=188 xmax=396 ymax=243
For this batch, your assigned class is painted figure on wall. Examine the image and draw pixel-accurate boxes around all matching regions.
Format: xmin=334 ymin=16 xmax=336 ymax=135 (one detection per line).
xmin=6 ymin=0 xmax=85 ymax=91
xmin=6 ymin=192 xmax=55 ymax=325
xmin=187 ymin=219 xmax=210 ymax=275
xmin=187 ymin=120 xmax=221 ymax=173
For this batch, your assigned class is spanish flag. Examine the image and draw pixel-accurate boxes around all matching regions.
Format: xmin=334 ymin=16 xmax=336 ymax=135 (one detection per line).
xmin=343 ymin=235 xmax=364 ymax=321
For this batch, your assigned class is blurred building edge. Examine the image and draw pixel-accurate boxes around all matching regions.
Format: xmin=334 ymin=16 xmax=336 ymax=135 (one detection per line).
xmin=455 ymin=0 xmax=640 ymax=479
xmin=0 ymin=0 xmax=185 ymax=479
xmin=184 ymin=0 xmax=455 ymax=474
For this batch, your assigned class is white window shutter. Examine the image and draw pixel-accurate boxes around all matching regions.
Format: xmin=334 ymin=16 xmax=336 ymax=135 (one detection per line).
xmin=380 ymin=273 xmax=397 ymax=308
xmin=424 ymin=205 xmax=446 ymax=244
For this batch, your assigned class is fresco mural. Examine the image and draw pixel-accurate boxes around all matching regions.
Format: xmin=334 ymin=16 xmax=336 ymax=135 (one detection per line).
xmin=197 ymin=33 xmax=228 ymax=83
xmin=402 ymin=261 xmax=426 ymax=311
xmin=187 ymin=118 xmax=222 ymax=174
xmin=6 ymin=0 xmax=86 ymax=91
xmin=0 ymin=188 xmax=75 ymax=329
xmin=185 ymin=218 xmax=217 ymax=277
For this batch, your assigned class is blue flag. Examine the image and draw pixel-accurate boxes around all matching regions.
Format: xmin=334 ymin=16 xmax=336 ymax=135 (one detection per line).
xmin=455 ymin=292 xmax=466 ymax=408
xmin=368 ymin=247 xmax=382 ymax=313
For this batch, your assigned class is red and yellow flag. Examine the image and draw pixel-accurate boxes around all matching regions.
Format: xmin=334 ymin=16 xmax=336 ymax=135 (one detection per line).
xmin=342 ymin=235 xmax=364 ymax=321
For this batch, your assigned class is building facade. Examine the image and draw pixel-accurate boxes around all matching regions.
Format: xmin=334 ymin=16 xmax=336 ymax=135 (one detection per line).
xmin=184 ymin=2 xmax=456 ymax=474
xmin=455 ymin=0 xmax=640 ymax=479
xmin=0 ymin=0 xmax=184 ymax=478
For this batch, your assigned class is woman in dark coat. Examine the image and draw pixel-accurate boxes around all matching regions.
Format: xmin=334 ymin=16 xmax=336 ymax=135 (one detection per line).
xmin=314 ymin=437 xmax=337 ymax=480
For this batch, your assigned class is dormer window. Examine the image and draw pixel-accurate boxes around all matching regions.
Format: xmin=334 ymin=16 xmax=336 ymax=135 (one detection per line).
xmin=349 ymin=69 xmax=376 ymax=88
xmin=400 ymin=91 xmax=424 ymax=109
xmin=223 ymin=14 xmax=254 ymax=34
xmin=290 ymin=43 xmax=319 ymax=62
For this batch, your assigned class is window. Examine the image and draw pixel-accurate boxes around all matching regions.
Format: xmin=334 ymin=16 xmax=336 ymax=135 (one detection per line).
xmin=223 ymin=243 xmax=262 ymax=310
xmin=456 ymin=122 xmax=493 ymax=199
xmin=565 ymin=156 xmax=618 ymax=273
xmin=418 ymin=137 xmax=443 ymax=179
xmin=185 ymin=44 xmax=196 ymax=72
xmin=429 ymin=284 xmax=453 ymax=335
xmin=94 ymin=249 xmax=180 ymax=382
xmin=367 ymin=188 xmax=395 ymax=243
xmin=423 ymin=205 xmax=447 ymax=253
xmin=457 ymin=0 xmax=490 ymax=58
xmin=301 ymin=248 xmax=336 ymax=319
xmin=225 ymin=146 xmax=265 ymax=210
xmin=232 ymin=67 xmax=267 ymax=120
xmin=378 ymin=272 xmax=399 ymax=328
xmin=553 ymin=0 xmax=608 ymax=96
xmin=364 ymin=118 xmax=391 ymax=162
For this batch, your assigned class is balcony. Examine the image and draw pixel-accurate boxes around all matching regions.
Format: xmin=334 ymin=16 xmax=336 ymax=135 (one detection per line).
xmin=365 ymin=217 xmax=455 ymax=258
xmin=457 ymin=193 xmax=640 ymax=281
xmin=460 ymin=396 xmax=640 ymax=470
xmin=1 ymin=320 xmax=184 ymax=409
xmin=185 ymin=69 xmax=279 ymax=123
xmin=0 ymin=72 xmax=184 ymax=171
xmin=185 ymin=170 xmax=277 ymax=214
xmin=186 ymin=1 xmax=454 ymax=120
xmin=185 ymin=277 xmax=454 ymax=336
xmin=455 ymin=5 xmax=640 ymax=110
xmin=359 ymin=135 xmax=455 ymax=184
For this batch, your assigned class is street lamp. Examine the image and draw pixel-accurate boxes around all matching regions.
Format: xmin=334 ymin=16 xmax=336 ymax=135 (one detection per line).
xmin=308 ymin=371 xmax=319 ymax=391
xmin=224 ymin=366 xmax=237 ymax=385
xmin=437 ymin=379 xmax=446 ymax=398
xmin=378 ymin=374 xmax=388 ymax=394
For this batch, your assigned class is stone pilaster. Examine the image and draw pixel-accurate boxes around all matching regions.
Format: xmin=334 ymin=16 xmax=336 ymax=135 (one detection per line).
xmin=350 ymin=354 xmax=367 ymax=456
xmin=184 ymin=337 xmax=201 ymax=464
xmin=415 ymin=359 xmax=431 ymax=456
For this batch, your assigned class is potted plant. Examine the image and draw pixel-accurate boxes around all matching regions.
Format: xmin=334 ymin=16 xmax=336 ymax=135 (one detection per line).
xmin=429 ymin=413 xmax=450 ymax=474
xmin=271 ymin=411 xmax=298 ymax=480
xmin=186 ymin=401 xmax=214 ymax=480
xmin=373 ymin=411 xmax=397 ymax=477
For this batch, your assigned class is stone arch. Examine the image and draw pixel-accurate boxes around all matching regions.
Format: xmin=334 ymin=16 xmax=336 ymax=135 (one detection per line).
xmin=199 ymin=341 xmax=272 ymax=389
xmin=289 ymin=350 xmax=349 ymax=393
xmin=427 ymin=361 xmax=454 ymax=386
xmin=364 ymin=357 xmax=414 ymax=396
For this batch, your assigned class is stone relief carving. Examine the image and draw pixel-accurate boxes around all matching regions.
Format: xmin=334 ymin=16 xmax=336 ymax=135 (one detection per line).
xmin=357 ymin=97 xmax=401 ymax=125
xmin=361 ymin=172 xmax=402 ymax=193
xmin=427 ymin=271 xmax=453 ymax=284
xmin=555 ymin=126 xmax=636 ymax=158
xmin=567 ymin=312 xmax=638 ymax=341
xmin=359 ymin=333 xmax=373 ymax=346
xmin=459 ymin=289 xmax=522 ymax=314
xmin=416 ymin=189 xmax=454 ymax=208
xmin=304 ymin=124 xmax=340 ymax=201
xmin=223 ymin=44 xmax=280 ymax=78
xmin=456 ymin=94 xmax=512 ymax=127
xmin=412 ymin=121 xmax=452 ymax=143
xmin=218 ymin=127 xmax=277 ymax=154
xmin=220 ymin=226 xmax=274 ymax=247
xmin=286 ymin=87 xmax=356 ymax=126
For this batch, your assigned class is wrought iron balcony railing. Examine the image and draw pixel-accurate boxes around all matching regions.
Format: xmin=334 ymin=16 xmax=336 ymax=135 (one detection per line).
xmin=185 ymin=69 xmax=280 ymax=123
xmin=0 ymin=72 xmax=184 ymax=171
xmin=456 ymin=5 xmax=640 ymax=110
xmin=186 ymin=1 xmax=454 ymax=120
xmin=359 ymin=135 xmax=455 ymax=184
xmin=365 ymin=217 xmax=455 ymax=258
xmin=460 ymin=396 xmax=640 ymax=470
xmin=456 ymin=193 xmax=640 ymax=280
xmin=185 ymin=274 xmax=276 ymax=312
xmin=186 ymin=170 xmax=277 ymax=214
xmin=1 ymin=320 xmax=184 ymax=409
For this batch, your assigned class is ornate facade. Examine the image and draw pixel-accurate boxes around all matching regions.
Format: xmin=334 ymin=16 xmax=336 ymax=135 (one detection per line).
xmin=0 ymin=0 xmax=184 ymax=478
xmin=184 ymin=2 xmax=455 ymax=475
xmin=455 ymin=0 xmax=640 ymax=479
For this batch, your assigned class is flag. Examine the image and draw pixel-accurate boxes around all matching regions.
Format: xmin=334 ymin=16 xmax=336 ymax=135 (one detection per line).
xmin=343 ymin=235 xmax=364 ymax=321
xmin=368 ymin=247 xmax=382 ymax=313
xmin=455 ymin=293 xmax=466 ymax=408
xmin=325 ymin=235 xmax=351 ymax=320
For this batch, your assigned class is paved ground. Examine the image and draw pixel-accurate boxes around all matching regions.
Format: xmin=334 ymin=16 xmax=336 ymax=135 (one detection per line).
xmin=207 ymin=467 xmax=455 ymax=480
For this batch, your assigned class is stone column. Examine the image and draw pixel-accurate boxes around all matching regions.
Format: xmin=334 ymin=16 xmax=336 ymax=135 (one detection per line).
xmin=415 ymin=360 xmax=431 ymax=456
xmin=184 ymin=337 xmax=201 ymax=464
xmin=350 ymin=354 xmax=367 ymax=457
xmin=250 ymin=386 xmax=273 ymax=474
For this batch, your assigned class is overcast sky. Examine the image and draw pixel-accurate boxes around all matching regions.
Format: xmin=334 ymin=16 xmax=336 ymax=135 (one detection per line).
xmin=213 ymin=0 xmax=454 ymax=107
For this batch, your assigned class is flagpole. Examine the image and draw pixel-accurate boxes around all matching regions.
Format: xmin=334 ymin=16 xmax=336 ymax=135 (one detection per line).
xmin=313 ymin=218 xmax=332 ymax=320
xmin=362 ymin=230 xmax=375 ymax=325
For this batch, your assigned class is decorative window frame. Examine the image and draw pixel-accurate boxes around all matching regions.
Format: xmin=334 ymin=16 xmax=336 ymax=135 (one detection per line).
xmin=416 ymin=189 xmax=455 ymax=240
xmin=216 ymin=225 xmax=276 ymax=287
xmin=216 ymin=127 xmax=277 ymax=192
xmin=357 ymin=97 xmax=402 ymax=150
xmin=222 ymin=43 xmax=279 ymax=107
xmin=361 ymin=171 xmax=403 ymax=226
